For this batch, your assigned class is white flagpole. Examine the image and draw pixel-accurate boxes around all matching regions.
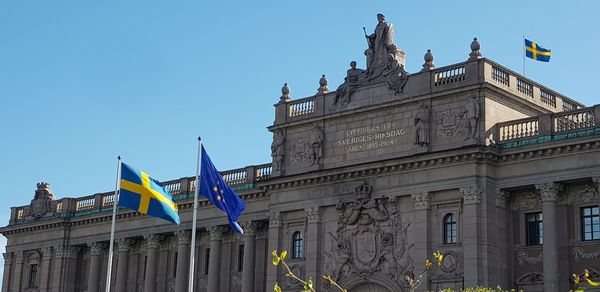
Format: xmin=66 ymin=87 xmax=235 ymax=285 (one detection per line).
xmin=105 ymin=156 xmax=121 ymax=292
xmin=188 ymin=137 xmax=202 ymax=292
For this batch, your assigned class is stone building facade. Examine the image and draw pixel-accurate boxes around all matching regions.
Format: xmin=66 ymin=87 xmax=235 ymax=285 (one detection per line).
xmin=2 ymin=15 xmax=600 ymax=292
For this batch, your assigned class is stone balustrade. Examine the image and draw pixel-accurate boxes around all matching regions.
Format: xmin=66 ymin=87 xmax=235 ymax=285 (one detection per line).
xmin=273 ymin=58 xmax=583 ymax=125
xmin=10 ymin=163 xmax=272 ymax=224
xmin=494 ymin=104 xmax=600 ymax=148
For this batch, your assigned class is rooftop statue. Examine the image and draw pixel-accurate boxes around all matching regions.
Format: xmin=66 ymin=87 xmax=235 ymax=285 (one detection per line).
xmin=363 ymin=14 xmax=405 ymax=82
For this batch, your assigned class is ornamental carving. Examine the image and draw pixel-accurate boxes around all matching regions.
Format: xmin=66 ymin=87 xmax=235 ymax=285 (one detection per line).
xmin=573 ymin=184 xmax=599 ymax=204
xmin=41 ymin=247 xmax=53 ymax=260
xmin=496 ymin=189 xmax=509 ymax=208
xmin=15 ymin=251 xmax=24 ymax=263
xmin=435 ymin=108 xmax=464 ymax=137
xmin=271 ymin=129 xmax=285 ymax=172
xmin=460 ymin=185 xmax=481 ymax=204
xmin=117 ymin=238 xmax=134 ymax=252
xmin=572 ymin=246 xmax=600 ymax=262
xmin=354 ymin=182 xmax=373 ymax=198
xmin=207 ymin=226 xmax=226 ymax=240
xmin=411 ymin=192 xmax=430 ymax=210
xmin=55 ymin=245 xmax=80 ymax=259
xmin=428 ymin=250 xmax=464 ymax=280
xmin=516 ymin=272 xmax=543 ymax=285
xmin=517 ymin=251 xmax=543 ymax=266
xmin=25 ymin=182 xmax=56 ymax=219
xmin=535 ymin=182 xmax=563 ymax=202
xmin=145 ymin=234 xmax=164 ymax=249
xmin=305 ymin=207 xmax=321 ymax=224
xmin=88 ymin=242 xmax=105 ymax=257
xmin=309 ymin=125 xmax=324 ymax=166
xmin=241 ymin=221 xmax=260 ymax=236
xmin=281 ymin=263 xmax=305 ymax=289
xmin=325 ymin=196 xmax=413 ymax=291
xmin=174 ymin=230 xmax=192 ymax=245
xmin=269 ymin=211 xmax=281 ymax=228
xmin=512 ymin=192 xmax=541 ymax=210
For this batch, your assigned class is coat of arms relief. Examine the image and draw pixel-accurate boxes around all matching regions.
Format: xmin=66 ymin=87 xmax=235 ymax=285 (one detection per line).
xmin=325 ymin=183 xmax=413 ymax=291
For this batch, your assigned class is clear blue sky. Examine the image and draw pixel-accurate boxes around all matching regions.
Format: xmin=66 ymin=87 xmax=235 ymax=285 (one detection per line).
xmin=0 ymin=0 xmax=598 ymax=275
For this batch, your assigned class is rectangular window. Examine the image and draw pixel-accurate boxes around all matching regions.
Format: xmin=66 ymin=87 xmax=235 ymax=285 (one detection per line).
xmin=173 ymin=252 xmax=178 ymax=278
xmin=582 ymin=206 xmax=600 ymax=241
xmin=526 ymin=212 xmax=543 ymax=245
xmin=238 ymin=244 xmax=244 ymax=272
xmin=28 ymin=264 xmax=38 ymax=288
xmin=204 ymin=248 xmax=210 ymax=275
xmin=144 ymin=256 xmax=147 ymax=280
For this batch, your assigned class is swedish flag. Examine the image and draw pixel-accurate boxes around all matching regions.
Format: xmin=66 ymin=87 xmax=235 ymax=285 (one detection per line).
xmin=119 ymin=162 xmax=180 ymax=224
xmin=199 ymin=146 xmax=246 ymax=234
xmin=525 ymin=39 xmax=551 ymax=62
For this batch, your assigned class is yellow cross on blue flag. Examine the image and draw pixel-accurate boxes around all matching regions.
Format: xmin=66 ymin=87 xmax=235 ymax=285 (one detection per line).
xmin=119 ymin=162 xmax=180 ymax=224
xmin=525 ymin=39 xmax=551 ymax=62
xmin=199 ymin=146 xmax=246 ymax=234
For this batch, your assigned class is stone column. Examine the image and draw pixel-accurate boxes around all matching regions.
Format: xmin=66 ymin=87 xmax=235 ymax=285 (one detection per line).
xmin=174 ymin=230 xmax=191 ymax=292
xmin=11 ymin=251 xmax=24 ymax=291
xmin=266 ymin=211 xmax=282 ymax=290
xmin=411 ymin=192 xmax=430 ymax=292
xmin=461 ymin=185 xmax=482 ymax=287
xmin=50 ymin=245 xmax=80 ymax=292
xmin=115 ymin=239 xmax=133 ymax=292
xmin=2 ymin=252 xmax=12 ymax=292
xmin=87 ymin=243 xmax=105 ymax=292
xmin=305 ymin=207 xmax=320 ymax=288
xmin=207 ymin=226 xmax=225 ymax=292
xmin=536 ymin=182 xmax=562 ymax=292
xmin=39 ymin=247 xmax=53 ymax=292
xmin=495 ymin=190 xmax=510 ymax=288
xmin=144 ymin=234 xmax=163 ymax=292
xmin=241 ymin=222 xmax=258 ymax=292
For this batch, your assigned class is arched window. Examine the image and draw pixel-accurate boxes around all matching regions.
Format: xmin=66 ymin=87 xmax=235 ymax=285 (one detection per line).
xmin=292 ymin=231 xmax=304 ymax=259
xmin=443 ymin=213 xmax=457 ymax=244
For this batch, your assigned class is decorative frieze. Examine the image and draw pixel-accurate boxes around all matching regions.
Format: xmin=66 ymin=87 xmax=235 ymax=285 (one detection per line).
xmin=535 ymin=182 xmax=563 ymax=202
xmin=54 ymin=245 xmax=80 ymax=259
xmin=460 ymin=184 xmax=481 ymax=204
xmin=512 ymin=192 xmax=541 ymax=210
xmin=411 ymin=192 xmax=430 ymax=210
xmin=517 ymin=251 xmax=543 ymax=266
xmin=572 ymin=246 xmax=600 ymax=262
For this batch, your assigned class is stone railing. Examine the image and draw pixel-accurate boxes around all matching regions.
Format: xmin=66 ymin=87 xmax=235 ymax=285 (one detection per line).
xmin=494 ymin=105 xmax=600 ymax=148
xmin=273 ymin=59 xmax=583 ymax=125
xmin=10 ymin=163 xmax=272 ymax=224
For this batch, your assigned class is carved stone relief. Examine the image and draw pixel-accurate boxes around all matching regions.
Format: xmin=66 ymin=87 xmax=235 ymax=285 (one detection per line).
xmin=572 ymin=246 xmax=600 ymax=262
xmin=516 ymin=272 xmax=543 ymax=286
xmin=25 ymin=182 xmax=56 ymax=219
xmin=325 ymin=195 xmax=413 ymax=291
xmin=309 ymin=125 xmax=324 ymax=166
xmin=289 ymin=138 xmax=312 ymax=165
xmin=460 ymin=185 xmax=481 ymax=205
xmin=414 ymin=104 xmax=430 ymax=147
xmin=429 ymin=250 xmax=464 ymax=280
xmin=512 ymin=192 xmax=541 ymax=210
xmin=572 ymin=184 xmax=600 ymax=204
xmin=434 ymin=108 xmax=465 ymax=138
xmin=282 ymin=263 xmax=305 ymax=289
xmin=516 ymin=251 xmax=543 ymax=266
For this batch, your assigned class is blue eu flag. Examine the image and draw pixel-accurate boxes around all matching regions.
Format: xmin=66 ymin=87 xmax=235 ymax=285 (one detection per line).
xmin=119 ymin=162 xmax=180 ymax=225
xmin=525 ymin=39 xmax=551 ymax=62
xmin=199 ymin=146 xmax=246 ymax=234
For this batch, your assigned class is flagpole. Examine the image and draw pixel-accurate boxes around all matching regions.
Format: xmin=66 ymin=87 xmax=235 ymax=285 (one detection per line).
xmin=105 ymin=156 xmax=121 ymax=292
xmin=188 ymin=137 xmax=202 ymax=292
xmin=522 ymin=34 xmax=526 ymax=76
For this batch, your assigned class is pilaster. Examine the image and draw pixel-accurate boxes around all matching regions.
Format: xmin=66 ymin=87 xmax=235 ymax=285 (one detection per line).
xmin=144 ymin=234 xmax=163 ymax=292
xmin=305 ymin=206 xmax=321 ymax=289
xmin=495 ymin=189 xmax=510 ymax=288
xmin=87 ymin=243 xmax=105 ymax=292
xmin=461 ymin=184 xmax=481 ymax=287
xmin=411 ymin=192 xmax=430 ymax=292
xmin=266 ymin=211 xmax=282 ymax=290
xmin=115 ymin=239 xmax=133 ymax=292
xmin=2 ymin=252 xmax=12 ymax=292
xmin=207 ymin=226 xmax=226 ymax=292
xmin=536 ymin=182 xmax=563 ymax=292
xmin=241 ymin=222 xmax=259 ymax=292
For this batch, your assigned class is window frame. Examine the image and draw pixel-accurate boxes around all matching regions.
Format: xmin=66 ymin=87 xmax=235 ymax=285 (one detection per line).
xmin=28 ymin=263 xmax=38 ymax=288
xmin=291 ymin=231 xmax=304 ymax=259
xmin=525 ymin=212 xmax=543 ymax=246
xmin=581 ymin=206 xmax=600 ymax=241
xmin=443 ymin=213 xmax=458 ymax=244
xmin=237 ymin=244 xmax=244 ymax=272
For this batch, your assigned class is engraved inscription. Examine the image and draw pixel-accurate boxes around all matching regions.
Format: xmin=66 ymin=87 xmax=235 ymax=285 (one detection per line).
xmin=336 ymin=121 xmax=407 ymax=153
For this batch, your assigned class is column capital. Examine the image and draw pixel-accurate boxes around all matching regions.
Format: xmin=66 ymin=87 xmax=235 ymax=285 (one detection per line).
xmin=116 ymin=238 xmax=134 ymax=253
xmin=496 ymin=189 xmax=509 ymax=208
xmin=241 ymin=222 xmax=260 ymax=237
xmin=55 ymin=245 xmax=81 ymax=259
xmin=305 ymin=206 xmax=321 ymax=223
xmin=269 ymin=211 xmax=281 ymax=228
xmin=592 ymin=177 xmax=600 ymax=190
xmin=461 ymin=184 xmax=481 ymax=205
xmin=174 ymin=230 xmax=191 ymax=245
xmin=3 ymin=252 xmax=12 ymax=265
xmin=207 ymin=226 xmax=227 ymax=240
xmin=87 ymin=242 xmax=105 ymax=256
xmin=144 ymin=234 xmax=164 ymax=249
xmin=411 ymin=192 xmax=430 ymax=210
xmin=535 ymin=182 xmax=563 ymax=202
xmin=41 ymin=247 xmax=53 ymax=260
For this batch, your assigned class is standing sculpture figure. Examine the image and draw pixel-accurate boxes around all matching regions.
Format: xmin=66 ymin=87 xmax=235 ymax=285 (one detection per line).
xmin=271 ymin=130 xmax=285 ymax=171
xmin=464 ymin=96 xmax=480 ymax=139
xmin=414 ymin=104 xmax=430 ymax=147
xmin=364 ymin=14 xmax=395 ymax=79
xmin=309 ymin=125 xmax=324 ymax=166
